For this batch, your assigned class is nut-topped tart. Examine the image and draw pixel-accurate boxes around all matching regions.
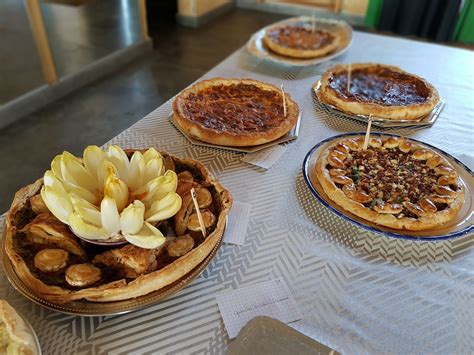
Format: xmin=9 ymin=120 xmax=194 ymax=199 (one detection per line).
xmin=173 ymin=78 xmax=299 ymax=147
xmin=263 ymin=22 xmax=340 ymax=59
xmin=317 ymin=63 xmax=440 ymax=120
xmin=5 ymin=146 xmax=232 ymax=303
xmin=315 ymin=136 xmax=464 ymax=230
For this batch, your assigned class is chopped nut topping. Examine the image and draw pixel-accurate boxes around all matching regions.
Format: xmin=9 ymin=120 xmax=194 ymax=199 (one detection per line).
xmin=327 ymin=140 xmax=458 ymax=218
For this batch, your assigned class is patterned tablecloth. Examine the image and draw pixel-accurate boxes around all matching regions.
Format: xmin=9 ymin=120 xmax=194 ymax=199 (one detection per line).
xmin=1 ymin=31 xmax=473 ymax=354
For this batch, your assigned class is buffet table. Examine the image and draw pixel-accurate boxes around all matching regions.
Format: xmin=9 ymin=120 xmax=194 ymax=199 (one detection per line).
xmin=1 ymin=31 xmax=473 ymax=354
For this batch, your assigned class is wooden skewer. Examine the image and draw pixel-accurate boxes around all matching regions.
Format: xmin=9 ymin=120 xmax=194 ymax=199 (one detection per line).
xmin=190 ymin=188 xmax=207 ymax=238
xmin=280 ymin=84 xmax=287 ymax=117
xmin=363 ymin=114 xmax=373 ymax=151
xmin=347 ymin=63 xmax=352 ymax=93
xmin=311 ymin=12 xmax=316 ymax=33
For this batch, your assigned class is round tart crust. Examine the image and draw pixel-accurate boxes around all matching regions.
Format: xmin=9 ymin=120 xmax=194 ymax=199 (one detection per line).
xmin=172 ymin=78 xmax=299 ymax=147
xmin=5 ymin=150 xmax=232 ymax=303
xmin=315 ymin=137 xmax=464 ymax=231
xmin=317 ymin=63 xmax=440 ymax=121
xmin=263 ymin=24 xmax=340 ymax=59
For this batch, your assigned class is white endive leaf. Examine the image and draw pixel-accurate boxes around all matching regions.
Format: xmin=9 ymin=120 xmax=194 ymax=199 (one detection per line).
xmin=143 ymin=158 xmax=164 ymax=184
xmin=63 ymin=180 xmax=98 ymax=204
xmin=70 ymin=195 xmax=99 ymax=211
xmin=144 ymin=170 xmax=178 ymax=202
xmin=40 ymin=186 xmax=73 ymax=224
xmin=120 ymin=200 xmax=145 ymax=235
xmin=61 ymin=151 xmax=98 ymax=193
xmin=128 ymin=151 xmax=145 ymax=192
xmin=43 ymin=170 xmax=66 ymax=194
xmin=100 ymin=196 xmax=121 ymax=235
xmin=75 ymin=205 xmax=102 ymax=227
xmin=124 ymin=222 xmax=165 ymax=249
xmin=104 ymin=167 xmax=129 ymax=212
xmin=83 ymin=145 xmax=105 ymax=184
xmin=51 ymin=155 xmax=64 ymax=179
xmin=146 ymin=192 xmax=182 ymax=222
xmin=97 ymin=159 xmax=115 ymax=189
xmin=143 ymin=148 xmax=162 ymax=163
xmin=69 ymin=212 xmax=109 ymax=240
xmin=107 ymin=145 xmax=130 ymax=183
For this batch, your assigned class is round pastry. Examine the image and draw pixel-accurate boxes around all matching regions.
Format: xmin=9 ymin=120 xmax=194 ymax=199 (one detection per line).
xmin=168 ymin=235 xmax=195 ymax=257
xmin=172 ymin=78 xmax=299 ymax=147
xmin=187 ymin=210 xmax=216 ymax=232
xmin=34 ymin=249 xmax=68 ymax=272
xmin=65 ymin=264 xmax=101 ymax=287
xmin=263 ymin=23 xmax=340 ymax=58
xmin=317 ymin=63 xmax=440 ymax=120
xmin=5 ymin=148 xmax=232 ymax=303
xmin=315 ymin=136 xmax=464 ymax=230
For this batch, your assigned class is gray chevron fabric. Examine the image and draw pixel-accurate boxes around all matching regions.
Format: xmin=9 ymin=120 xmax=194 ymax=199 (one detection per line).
xmin=0 ymin=31 xmax=473 ymax=354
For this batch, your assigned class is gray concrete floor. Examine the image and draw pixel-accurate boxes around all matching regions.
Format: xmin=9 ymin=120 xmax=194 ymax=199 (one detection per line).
xmin=0 ymin=9 xmax=286 ymax=212
xmin=0 ymin=0 xmax=143 ymax=104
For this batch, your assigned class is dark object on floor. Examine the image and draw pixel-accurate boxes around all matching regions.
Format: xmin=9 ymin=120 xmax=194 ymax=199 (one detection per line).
xmin=378 ymin=0 xmax=462 ymax=41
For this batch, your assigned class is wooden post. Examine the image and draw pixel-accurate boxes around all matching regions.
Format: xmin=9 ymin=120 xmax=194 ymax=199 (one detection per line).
xmin=138 ymin=0 xmax=151 ymax=41
xmin=24 ymin=0 xmax=58 ymax=85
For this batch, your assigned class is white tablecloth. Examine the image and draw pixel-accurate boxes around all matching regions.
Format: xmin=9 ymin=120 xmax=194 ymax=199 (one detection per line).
xmin=1 ymin=31 xmax=473 ymax=354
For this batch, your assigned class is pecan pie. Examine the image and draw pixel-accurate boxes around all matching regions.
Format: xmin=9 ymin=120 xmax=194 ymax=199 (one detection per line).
xmin=317 ymin=63 xmax=439 ymax=120
xmin=263 ymin=23 xmax=340 ymax=58
xmin=315 ymin=136 xmax=464 ymax=230
xmin=172 ymin=78 xmax=299 ymax=147
xmin=5 ymin=150 xmax=232 ymax=303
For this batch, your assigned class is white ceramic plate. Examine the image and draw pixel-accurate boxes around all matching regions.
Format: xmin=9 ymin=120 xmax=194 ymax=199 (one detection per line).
xmin=247 ymin=16 xmax=353 ymax=67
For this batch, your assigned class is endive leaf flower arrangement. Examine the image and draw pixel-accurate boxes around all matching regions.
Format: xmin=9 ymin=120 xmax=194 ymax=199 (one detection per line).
xmin=40 ymin=146 xmax=182 ymax=249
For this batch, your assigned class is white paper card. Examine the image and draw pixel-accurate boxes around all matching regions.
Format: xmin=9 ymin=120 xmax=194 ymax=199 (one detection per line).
xmin=224 ymin=201 xmax=251 ymax=245
xmin=241 ymin=145 xmax=287 ymax=169
xmin=216 ymin=278 xmax=303 ymax=339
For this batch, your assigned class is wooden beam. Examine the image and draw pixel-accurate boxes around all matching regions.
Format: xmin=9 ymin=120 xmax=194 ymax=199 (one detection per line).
xmin=138 ymin=0 xmax=151 ymax=41
xmin=24 ymin=0 xmax=58 ymax=85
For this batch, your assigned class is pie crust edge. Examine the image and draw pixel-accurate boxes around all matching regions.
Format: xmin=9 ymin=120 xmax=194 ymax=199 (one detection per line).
xmin=262 ymin=25 xmax=340 ymax=59
xmin=317 ymin=63 xmax=440 ymax=121
xmin=172 ymin=78 xmax=300 ymax=147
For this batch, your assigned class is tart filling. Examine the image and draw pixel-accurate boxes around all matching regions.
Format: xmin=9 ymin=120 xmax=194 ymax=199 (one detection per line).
xmin=267 ymin=26 xmax=335 ymax=50
xmin=182 ymin=83 xmax=286 ymax=133
xmin=328 ymin=67 xmax=430 ymax=106
xmin=316 ymin=136 xmax=464 ymax=231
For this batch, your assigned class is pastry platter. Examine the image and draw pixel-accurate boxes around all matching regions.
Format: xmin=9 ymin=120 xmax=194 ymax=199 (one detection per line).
xmin=2 ymin=146 xmax=232 ymax=316
xmin=2 ymin=225 xmax=225 ymax=316
xmin=247 ymin=16 xmax=352 ymax=67
xmin=312 ymin=80 xmax=445 ymax=128
xmin=303 ymin=133 xmax=474 ymax=241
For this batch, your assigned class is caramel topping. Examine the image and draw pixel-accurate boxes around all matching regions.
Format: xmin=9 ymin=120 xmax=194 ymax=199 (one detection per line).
xmin=327 ymin=140 xmax=458 ymax=217
xmin=182 ymin=84 xmax=286 ymax=133
xmin=329 ymin=67 xmax=430 ymax=106
xmin=268 ymin=26 xmax=335 ymax=50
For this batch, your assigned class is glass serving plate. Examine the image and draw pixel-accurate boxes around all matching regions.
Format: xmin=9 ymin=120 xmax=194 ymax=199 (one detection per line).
xmin=302 ymin=133 xmax=474 ymax=241
xmin=247 ymin=16 xmax=353 ymax=67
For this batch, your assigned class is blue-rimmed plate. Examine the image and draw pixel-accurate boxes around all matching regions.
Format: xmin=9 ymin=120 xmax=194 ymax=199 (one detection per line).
xmin=302 ymin=133 xmax=474 ymax=241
